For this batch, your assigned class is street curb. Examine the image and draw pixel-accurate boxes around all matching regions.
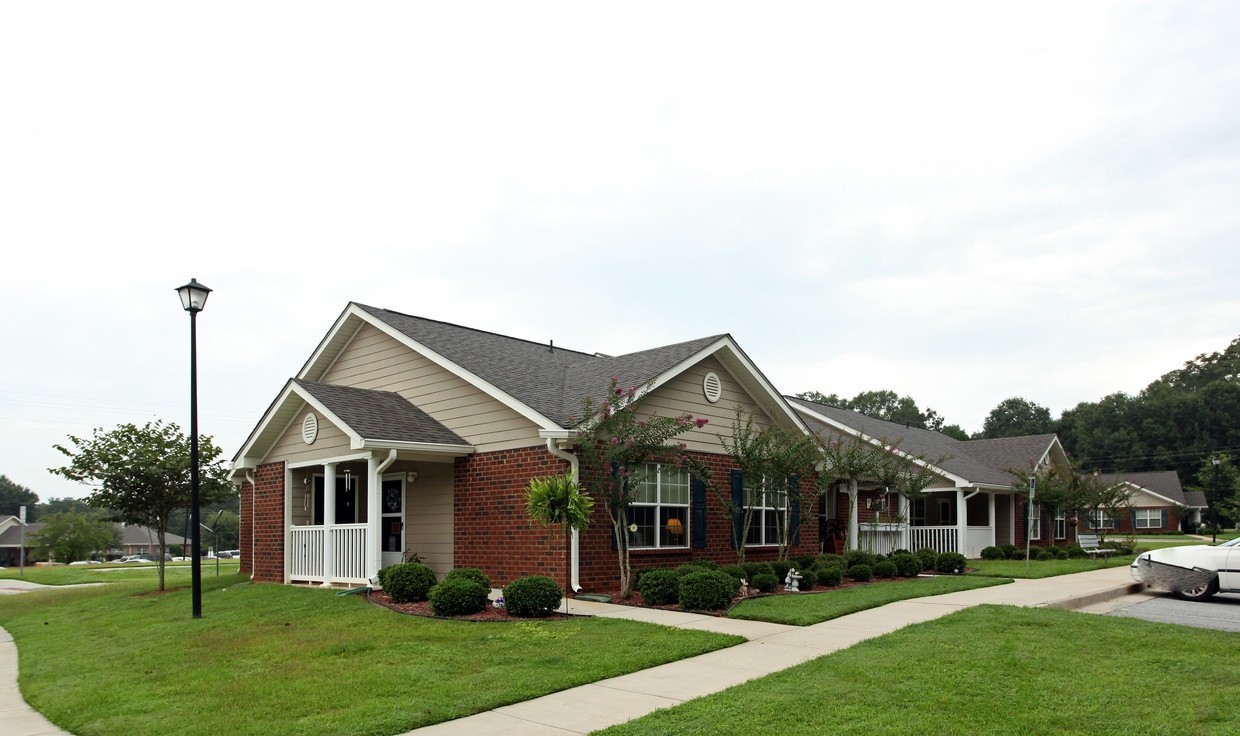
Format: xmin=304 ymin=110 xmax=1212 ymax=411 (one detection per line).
xmin=1039 ymin=582 xmax=1146 ymax=611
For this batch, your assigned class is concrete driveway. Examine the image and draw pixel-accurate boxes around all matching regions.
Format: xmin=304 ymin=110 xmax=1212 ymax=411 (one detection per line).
xmin=1107 ymin=592 xmax=1240 ymax=632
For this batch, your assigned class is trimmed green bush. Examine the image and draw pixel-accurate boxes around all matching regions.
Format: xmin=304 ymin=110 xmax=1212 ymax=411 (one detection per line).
xmin=679 ymin=570 xmax=738 ymax=610
xmin=844 ymin=550 xmax=878 ymax=569
xmin=752 ymin=572 xmax=778 ymax=593
xmin=721 ymin=564 xmax=747 ymax=582
xmin=1028 ymin=545 xmax=1043 ymax=558
xmin=444 ymin=567 xmax=491 ymax=590
xmin=385 ymin=562 xmax=437 ymax=603
xmin=916 ymin=548 xmax=938 ymax=571
xmin=795 ymin=555 xmax=818 ymax=571
xmin=891 ymin=552 xmax=923 ymax=578
xmin=1000 ymin=544 xmax=1018 ymax=559
xmin=935 ymin=552 xmax=968 ymax=574
xmin=744 ymin=562 xmax=775 ymax=580
xmin=873 ymin=560 xmax=898 ymax=579
xmin=1067 ymin=544 xmax=1087 ymax=559
xmin=796 ymin=568 xmax=817 ymax=591
xmin=1055 ymin=547 xmax=1070 ymax=560
xmin=1035 ymin=549 xmax=1054 ymax=561
xmin=638 ymin=568 xmax=682 ymax=605
xmin=847 ymin=563 xmax=873 ymax=582
xmin=980 ymin=546 xmax=1004 ymax=560
xmin=769 ymin=559 xmax=795 ymax=580
xmin=503 ymin=575 xmax=563 ymax=618
xmin=675 ymin=561 xmax=715 ymax=577
xmin=429 ymin=577 xmax=489 ymax=616
xmin=817 ymin=564 xmax=843 ymax=587
xmin=817 ymin=553 xmax=844 ymax=569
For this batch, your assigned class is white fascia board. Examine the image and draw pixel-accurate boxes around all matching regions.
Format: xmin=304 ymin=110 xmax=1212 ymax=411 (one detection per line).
xmin=319 ymin=304 xmax=561 ymax=432
xmin=288 ymin=452 xmax=376 ymax=470
xmin=293 ymin=385 xmax=366 ymax=447
xmin=792 ymin=403 xmax=972 ymax=487
xmin=1124 ymin=482 xmax=1182 ymax=507
xmin=641 ymin=336 xmax=812 ymax=435
xmin=231 ymin=380 xmax=303 ymax=468
xmin=354 ymin=438 xmax=475 ymax=456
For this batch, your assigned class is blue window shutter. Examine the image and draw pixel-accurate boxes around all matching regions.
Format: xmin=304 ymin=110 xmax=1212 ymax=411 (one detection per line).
xmin=610 ymin=464 xmax=620 ymax=551
xmin=730 ymin=470 xmax=744 ymax=548
xmin=790 ymin=476 xmax=801 ymax=545
xmin=1161 ymin=509 xmax=1167 ymax=529
xmin=691 ymin=478 xmax=707 ymax=548
xmin=1131 ymin=510 xmax=1137 ymax=530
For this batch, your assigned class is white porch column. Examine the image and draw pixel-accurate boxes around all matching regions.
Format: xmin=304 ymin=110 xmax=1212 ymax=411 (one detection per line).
xmin=988 ymin=492 xmax=997 ymax=548
xmin=321 ymin=463 xmax=336 ymax=587
xmin=898 ymin=493 xmax=910 ymax=551
xmin=956 ymin=487 xmax=967 ymax=555
xmin=283 ymin=465 xmax=293 ymax=584
xmin=367 ymin=454 xmax=381 ymax=583
xmin=847 ymin=480 xmax=859 ymax=551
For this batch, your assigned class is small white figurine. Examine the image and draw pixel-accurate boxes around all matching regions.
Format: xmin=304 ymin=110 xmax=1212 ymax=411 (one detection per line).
xmin=784 ymin=568 xmax=803 ymax=592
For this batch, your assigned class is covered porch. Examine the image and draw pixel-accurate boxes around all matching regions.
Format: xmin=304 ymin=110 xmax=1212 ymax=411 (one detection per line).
xmin=854 ymin=488 xmax=1016 ymax=558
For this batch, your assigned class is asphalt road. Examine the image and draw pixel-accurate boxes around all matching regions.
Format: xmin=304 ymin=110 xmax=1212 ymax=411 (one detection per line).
xmin=1108 ymin=592 xmax=1240 ymax=632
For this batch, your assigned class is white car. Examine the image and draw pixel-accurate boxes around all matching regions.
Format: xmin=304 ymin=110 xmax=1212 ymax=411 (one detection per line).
xmin=1131 ymin=537 xmax=1240 ymax=600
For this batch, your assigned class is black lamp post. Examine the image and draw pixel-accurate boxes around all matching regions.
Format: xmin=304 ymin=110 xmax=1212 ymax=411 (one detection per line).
xmin=176 ymin=278 xmax=211 ymax=619
xmin=1211 ymin=455 xmax=1221 ymax=544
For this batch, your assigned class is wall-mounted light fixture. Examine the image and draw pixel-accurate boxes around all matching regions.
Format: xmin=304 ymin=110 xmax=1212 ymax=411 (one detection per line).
xmin=406 ymin=471 xmax=418 ymax=484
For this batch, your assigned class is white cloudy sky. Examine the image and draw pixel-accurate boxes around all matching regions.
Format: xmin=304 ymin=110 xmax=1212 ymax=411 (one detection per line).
xmin=2 ymin=2 xmax=1238 ymax=501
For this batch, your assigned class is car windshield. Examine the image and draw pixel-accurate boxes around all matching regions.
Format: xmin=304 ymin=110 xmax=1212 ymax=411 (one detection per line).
xmin=1218 ymin=537 xmax=1240 ymax=548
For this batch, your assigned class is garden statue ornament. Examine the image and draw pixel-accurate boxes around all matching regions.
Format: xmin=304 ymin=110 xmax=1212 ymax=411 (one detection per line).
xmin=784 ymin=568 xmax=803 ymax=592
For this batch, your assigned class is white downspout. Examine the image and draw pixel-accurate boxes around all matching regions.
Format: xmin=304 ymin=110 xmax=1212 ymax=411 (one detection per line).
xmin=244 ymin=471 xmax=256 ymax=581
xmin=368 ymin=450 xmax=398 ymax=584
xmin=545 ymin=438 xmax=582 ymax=593
xmin=957 ymin=487 xmax=978 ymax=556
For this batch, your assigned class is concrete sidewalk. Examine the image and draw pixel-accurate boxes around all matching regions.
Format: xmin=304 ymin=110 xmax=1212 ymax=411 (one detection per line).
xmin=403 ymin=565 xmax=1144 ymax=735
xmin=0 ymin=565 xmax=1145 ymax=736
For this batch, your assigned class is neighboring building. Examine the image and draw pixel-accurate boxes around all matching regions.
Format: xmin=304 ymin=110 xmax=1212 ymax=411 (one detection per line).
xmin=0 ymin=515 xmax=37 ymax=566
xmin=788 ymin=399 xmax=1074 ymax=555
xmin=1093 ymin=471 xmax=1205 ymax=534
xmin=0 ymin=516 xmax=192 ymax=564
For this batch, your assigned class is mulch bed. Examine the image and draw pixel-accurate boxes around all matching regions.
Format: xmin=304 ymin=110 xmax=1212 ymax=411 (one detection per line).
xmin=367 ymin=590 xmax=573 ymax=621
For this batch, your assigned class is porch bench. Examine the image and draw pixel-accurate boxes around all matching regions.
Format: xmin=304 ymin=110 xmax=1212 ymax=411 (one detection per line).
xmin=1077 ymin=533 xmax=1115 ymax=559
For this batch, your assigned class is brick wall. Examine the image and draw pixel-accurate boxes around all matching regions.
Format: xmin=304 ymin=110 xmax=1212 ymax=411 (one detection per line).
xmin=238 ymin=478 xmax=253 ymax=576
xmin=249 ymin=461 xmax=286 ymax=583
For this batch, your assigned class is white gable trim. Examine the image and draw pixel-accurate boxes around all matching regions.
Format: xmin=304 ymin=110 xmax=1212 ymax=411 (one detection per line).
xmin=300 ymin=304 xmax=561 ymax=432
xmin=1119 ymin=481 xmax=1184 ymax=508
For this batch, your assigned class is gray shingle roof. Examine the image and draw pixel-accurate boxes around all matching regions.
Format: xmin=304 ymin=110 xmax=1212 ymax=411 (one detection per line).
xmin=1097 ymin=470 xmax=1189 ymax=505
xmin=787 ymin=396 xmax=1058 ymax=488
xmin=356 ymin=304 xmax=725 ymax=427
xmin=294 ymin=379 xmax=468 ymax=446
xmin=1183 ymin=490 xmax=1208 ymax=508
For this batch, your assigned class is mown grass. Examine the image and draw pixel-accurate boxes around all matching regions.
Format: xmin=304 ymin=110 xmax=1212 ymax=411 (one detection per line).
xmin=0 ymin=575 xmax=741 ymax=736
xmin=596 ymin=604 xmax=1240 ymax=736
xmin=0 ymin=560 xmax=241 ymax=585
xmin=727 ymin=575 xmax=1011 ymax=625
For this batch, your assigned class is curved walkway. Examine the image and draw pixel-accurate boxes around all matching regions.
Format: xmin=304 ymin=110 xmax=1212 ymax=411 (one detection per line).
xmin=1 ymin=566 xmax=1143 ymax=736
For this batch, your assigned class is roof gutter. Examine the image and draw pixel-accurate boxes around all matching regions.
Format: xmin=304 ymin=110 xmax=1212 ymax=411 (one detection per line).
xmin=544 ymin=437 xmax=581 ymax=593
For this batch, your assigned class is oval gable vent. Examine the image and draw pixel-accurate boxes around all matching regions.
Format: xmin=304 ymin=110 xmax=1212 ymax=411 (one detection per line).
xmin=302 ymin=413 xmax=319 ymax=445
xmin=702 ymin=372 xmax=722 ymax=403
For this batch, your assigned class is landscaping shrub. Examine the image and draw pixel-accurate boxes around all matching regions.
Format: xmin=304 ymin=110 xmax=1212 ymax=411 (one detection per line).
xmin=679 ymin=570 xmax=738 ymax=610
xmin=935 ymin=552 xmax=968 ymax=574
xmin=377 ymin=565 xmax=394 ymax=590
xmin=385 ymin=562 xmax=438 ymax=603
xmin=1055 ymin=547 xmax=1070 ymax=560
xmin=769 ymin=559 xmax=795 ymax=581
xmin=638 ymin=568 xmax=682 ymax=605
xmin=744 ymin=562 xmax=775 ymax=580
xmin=891 ymin=548 xmax=911 ymax=556
xmin=1035 ymin=549 xmax=1054 ymax=561
xmin=428 ymin=577 xmax=489 ymax=616
xmin=796 ymin=568 xmax=817 ymax=591
xmin=844 ymin=550 xmax=878 ymax=569
xmin=1028 ymin=545 xmax=1043 ymax=558
xmin=980 ymin=546 xmax=1004 ymax=560
xmin=795 ymin=555 xmax=818 ymax=571
xmin=675 ymin=561 xmax=716 ymax=577
xmin=752 ymin=572 xmax=778 ymax=593
xmin=817 ymin=553 xmax=844 ymax=569
xmin=817 ymin=564 xmax=843 ymax=587
xmin=890 ymin=552 xmax=923 ymax=578
xmin=1000 ymin=544 xmax=1018 ymax=559
xmin=916 ymin=548 xmax=938 ymax=571
xmin=1103 ymin=541 xmax=1134 ymax=555
xmin=721 ymin=564 xmax=747 ymax=582
xmin=503 ymin=575 xmax=564 ymax=618
xmin=1067 ymin=544 xmax=1087 ymax=559
xmin=444 ymin=567 xmax=491 ymax=590
xmin=847 ymin=563 xmax=873 ymax=582
xmin=873 ymin=560 xmax=897 ymax=579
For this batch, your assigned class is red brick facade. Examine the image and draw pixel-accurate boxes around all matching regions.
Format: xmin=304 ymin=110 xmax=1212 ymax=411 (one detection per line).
xmin=239 ymin=461 xmax=286 ymax=583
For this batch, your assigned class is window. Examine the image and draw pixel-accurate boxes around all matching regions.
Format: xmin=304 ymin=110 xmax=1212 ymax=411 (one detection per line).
xmin=867 ymin=496 xmax=889 ymax=513
xmin=628 ymin=464 xmax=690 ymax=549
xmin=1028 ymin=503 xmax=1041 ymax=541
xmin=745 ymin=477 xmax=788 ymax=546
xmin=1086 ymin=509 xmax=1115 ymax=530
xmin=911 ymin=498 xmax=926 ymax=526
xmin=1054 ymin=507 xmax=1066 ymax=540
xmin=1135 ymin=509 xmax=1163 ymax=530
xmin=938 ymin=499 xmax=956 ymax=526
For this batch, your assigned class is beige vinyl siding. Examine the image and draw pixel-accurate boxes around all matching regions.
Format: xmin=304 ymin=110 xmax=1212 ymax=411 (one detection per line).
xmin=638 ymin=356 xmax=769 ymax=454
xmin=1126 ymin=487 xmax=1170 ymax=508
xmin=265 ymin=406 xmax=353 ymax=465
xmin=405 ymin=462 xmax=454 ymax=577
xmin=319 ymin=323 xmax=542 ymax=451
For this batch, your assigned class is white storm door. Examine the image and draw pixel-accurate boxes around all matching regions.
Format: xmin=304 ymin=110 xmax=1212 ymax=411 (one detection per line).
xmin=380 ymin=475 xmax=406 ymax=569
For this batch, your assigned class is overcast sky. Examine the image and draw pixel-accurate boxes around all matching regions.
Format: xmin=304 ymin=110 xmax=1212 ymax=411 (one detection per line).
xmin=2 ymin=2 xmax=1238 ymax=501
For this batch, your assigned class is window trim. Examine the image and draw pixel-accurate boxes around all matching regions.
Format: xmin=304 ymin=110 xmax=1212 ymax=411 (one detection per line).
xmin=627 ymin=463 xmax=690 ymax=550
xmin=744 ymin=476 xmax=788 ymax=547
xmin=1028 ymin=503 xmax=1042 ymax=541
xmin=1135 ymin=508 xmax=1162 ymax=530
xmin=1054 ymin=506 xmax=1066 ymax=540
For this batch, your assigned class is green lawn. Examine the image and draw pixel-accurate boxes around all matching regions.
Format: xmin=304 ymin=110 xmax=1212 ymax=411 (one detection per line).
xmin=967 ymin=556 xmax=1136 ymax=578
xmin=0 ymin=575 xmax=741 ymax=736
xmin=727 ymin=575 xmax=1011 ymax=626
xmin=1 ymin=560 xmax=241 ymax=585
xmin=595 ymin=604 xmax=1240 ymax=736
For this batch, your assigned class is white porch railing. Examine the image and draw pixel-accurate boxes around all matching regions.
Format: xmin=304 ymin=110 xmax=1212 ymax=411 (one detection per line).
xmin=909 ymin=526 xmax=958 ymax=555
xmin=289 ymin=524 xmax=368 ymax=584
xmin=858 ymin=523 xmax=906 ymax=556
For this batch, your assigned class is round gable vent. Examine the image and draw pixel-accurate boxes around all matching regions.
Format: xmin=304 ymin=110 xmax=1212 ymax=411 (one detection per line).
xmin=702 ymin=372 xmax=722 ymax=403
xmin=302 ymin=413 xmax=319 ymax=445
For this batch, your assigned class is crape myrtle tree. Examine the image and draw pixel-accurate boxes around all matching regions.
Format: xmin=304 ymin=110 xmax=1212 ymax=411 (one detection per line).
xmin=574 ymin=377 xmax=711 ymax=597
xmin=718 ymin=408 xmax=820 ymax=563
xmin=815 ymin=430 xmax=943 ymax=551
xmin=50 ymin=420 xmax=234 ymax=590
xmin=1008 ymin=462 xmax=1131 ymax=544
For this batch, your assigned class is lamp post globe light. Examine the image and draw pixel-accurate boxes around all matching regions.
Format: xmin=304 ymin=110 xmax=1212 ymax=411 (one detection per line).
xmin=176 ymin=278 xmax=211 ymax=619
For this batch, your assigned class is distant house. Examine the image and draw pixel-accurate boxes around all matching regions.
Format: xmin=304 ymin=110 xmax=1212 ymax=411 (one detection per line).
xmin=1094 ymin=471 xmax=1205 ymax=534
xmin=0 ymin=515 xmax=193 ymax=564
